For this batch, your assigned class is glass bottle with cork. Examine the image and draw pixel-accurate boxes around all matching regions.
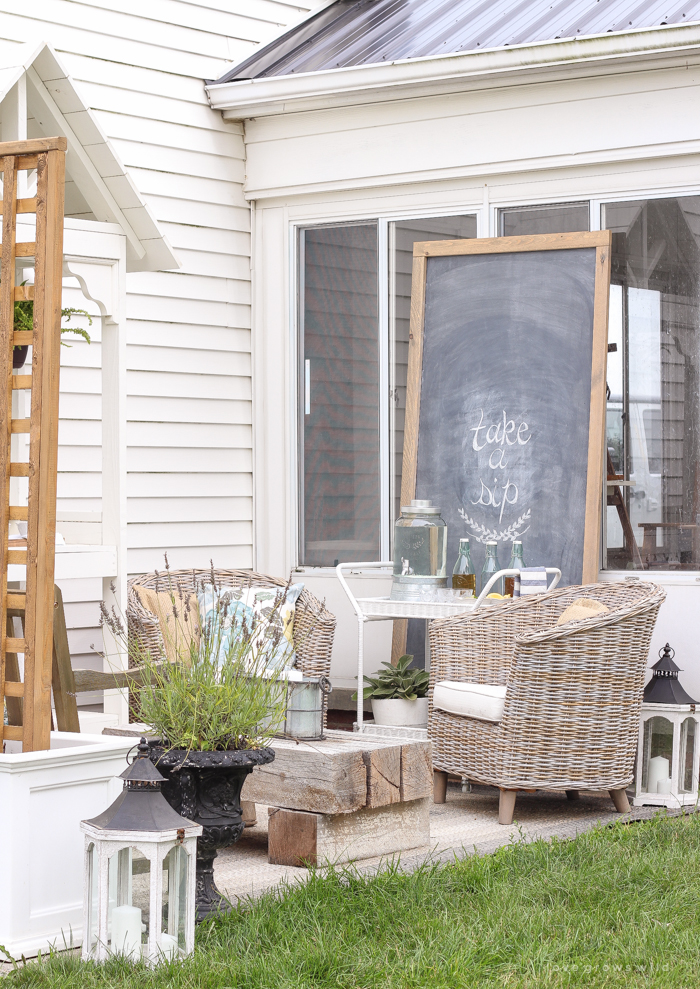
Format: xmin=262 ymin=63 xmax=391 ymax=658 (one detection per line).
xmin=452 ymin=538 xmax=476 ymax=594
xmin=504 ymin=540 xmax=525 ymax=597
xmin=481 ymin=541 xmax=504 ymax=596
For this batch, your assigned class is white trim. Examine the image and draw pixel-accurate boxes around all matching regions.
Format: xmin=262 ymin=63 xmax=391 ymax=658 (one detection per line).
xmin=208 ymin=23 xmax=700 ymax=119
xmin=0 ymin=41 xmax=177 ymax=272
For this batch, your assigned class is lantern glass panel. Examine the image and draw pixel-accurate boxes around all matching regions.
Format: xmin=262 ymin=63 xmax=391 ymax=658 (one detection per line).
xmin=642 ymin=716 xmax=674 ymax=791
xmin=679 ymin=718 xmax=696 ymax=793
xmin=285 ymin=681 xmax=324 ymax=739
xmin=107 ymin=847 xmax=151 ymax=960
xmin=86 ymin=842 xmax=98 ymax=956
xmin=161 ymin=846 xmax=188 ymax=957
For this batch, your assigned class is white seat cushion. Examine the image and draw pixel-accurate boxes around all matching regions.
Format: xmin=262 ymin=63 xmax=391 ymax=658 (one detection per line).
xmin=433 ymin=680 xmax=507 ymax=723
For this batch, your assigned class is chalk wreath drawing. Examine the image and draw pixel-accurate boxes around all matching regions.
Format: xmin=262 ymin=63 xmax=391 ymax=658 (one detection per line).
xmin=458 ymin=409 xmax=533 ymax=544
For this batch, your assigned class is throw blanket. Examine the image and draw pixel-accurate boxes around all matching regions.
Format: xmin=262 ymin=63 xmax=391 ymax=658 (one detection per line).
xmin=518 ymin=567 xmax=548 ymax=597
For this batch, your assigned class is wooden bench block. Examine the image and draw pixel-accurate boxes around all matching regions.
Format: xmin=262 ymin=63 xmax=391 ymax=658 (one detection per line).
xmin=241 ymin=734 xmax=433 ymax=814
xmin=401 ymin=741 xmax=433 ymax=802
xmin=241 ymin=736 xmax=369 ymax=814
xmin=267 ymin=798 xmax=431 ymax=867
xmin=240 ymin=800 xmax=257 ymax=828
xmin=363 ymin=744 xmax=401 ymax=807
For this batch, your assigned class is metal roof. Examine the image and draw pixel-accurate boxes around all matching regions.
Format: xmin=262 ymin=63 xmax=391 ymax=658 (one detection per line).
xmin=213 ymin=0 xmax=700 ymax=83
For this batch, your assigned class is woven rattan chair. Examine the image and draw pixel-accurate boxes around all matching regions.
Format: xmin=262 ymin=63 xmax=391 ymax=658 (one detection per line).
xmin=127 ymin=567 xmax=336 ymax=681
xmin=429 ymin=580 xmax=666 ymax=824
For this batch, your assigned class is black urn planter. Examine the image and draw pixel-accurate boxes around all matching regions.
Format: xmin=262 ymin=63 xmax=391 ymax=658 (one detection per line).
xmin=149 ymin=743 xmax=275 ymax=922
xmin=13 ymin=345 xmax=28 ymax=369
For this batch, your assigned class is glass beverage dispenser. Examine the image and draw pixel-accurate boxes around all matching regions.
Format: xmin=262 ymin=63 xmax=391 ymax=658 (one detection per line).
xmin=391 ymin=499 xmax=447 ymax=601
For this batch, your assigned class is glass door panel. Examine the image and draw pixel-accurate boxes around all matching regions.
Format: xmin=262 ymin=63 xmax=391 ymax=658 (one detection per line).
xmin=299 ymin=223 xmax=379 ymax=567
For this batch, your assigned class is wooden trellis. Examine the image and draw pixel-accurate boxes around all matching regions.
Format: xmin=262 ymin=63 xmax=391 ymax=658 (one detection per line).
xmin=0 ymin=137 xmax=66 ymax=752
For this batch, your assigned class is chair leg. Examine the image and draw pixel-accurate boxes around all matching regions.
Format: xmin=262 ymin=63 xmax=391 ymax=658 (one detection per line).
xmin=565 ymin=790 xmax=580 ymax=801
xmin=609 ymin=788 xmax=630 ymax=813
xmin=433 ymin=771 xmax=448 ymax=804
xmin=499 ymin=789 xmax=517 ymax=825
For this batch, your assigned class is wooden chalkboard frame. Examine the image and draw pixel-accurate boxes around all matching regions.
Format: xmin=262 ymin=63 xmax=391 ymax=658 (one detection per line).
xmin=393 ymin=231 xmax=611 ymax=659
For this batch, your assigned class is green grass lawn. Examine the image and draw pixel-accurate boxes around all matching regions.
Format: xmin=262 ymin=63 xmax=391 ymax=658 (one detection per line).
xmin=6 ymin=812 xmax=700 ymax=988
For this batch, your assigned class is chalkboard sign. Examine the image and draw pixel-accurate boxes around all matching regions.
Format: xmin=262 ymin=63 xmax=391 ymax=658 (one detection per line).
xmin=401 ymin=232 xmax=611 ymax=596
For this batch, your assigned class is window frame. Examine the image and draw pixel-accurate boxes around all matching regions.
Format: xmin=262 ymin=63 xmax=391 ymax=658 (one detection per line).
xmin=293 ymin=209 xmax=481 ymax=571
xmin=291 ymin=188 xmax=700 ymax=575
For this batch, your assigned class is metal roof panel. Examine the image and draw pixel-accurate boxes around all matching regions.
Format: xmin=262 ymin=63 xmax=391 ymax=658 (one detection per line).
xmin=213 ymin=0 xmax=700 ymax=82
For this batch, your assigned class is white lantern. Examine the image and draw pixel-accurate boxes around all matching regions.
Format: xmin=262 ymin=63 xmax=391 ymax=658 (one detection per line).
xmin=633 ymin=644 xmax=700 ymax=808
xmin=81 ymin=739 xmax=202 ymax=965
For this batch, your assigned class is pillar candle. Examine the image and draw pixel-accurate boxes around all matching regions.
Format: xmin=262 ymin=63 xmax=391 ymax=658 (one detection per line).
xmin=159 ymin=933 xmax=178 ymax=960
xmin=657 ymin=777 xmax=672 ymax=794
xmin=111 ymin=904 xmax=141 ymax=960
xmin=647 ymin=755 xmax=670 ymax=793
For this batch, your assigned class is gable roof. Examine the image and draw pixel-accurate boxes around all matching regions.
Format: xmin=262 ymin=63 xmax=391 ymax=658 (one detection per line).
xmin=0 ymin=41 xmax=178 ymax=272
xmin=211 ymin=0 xmax=700 ymax=82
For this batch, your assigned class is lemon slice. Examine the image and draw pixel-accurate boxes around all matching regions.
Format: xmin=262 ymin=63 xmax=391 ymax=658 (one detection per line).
xmin=486 ymin=592 xmax=505 ymax=599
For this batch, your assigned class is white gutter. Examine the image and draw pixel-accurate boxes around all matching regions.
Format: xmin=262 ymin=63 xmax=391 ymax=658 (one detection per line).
xmin=206 ymin=22 xmax=700 ymax=119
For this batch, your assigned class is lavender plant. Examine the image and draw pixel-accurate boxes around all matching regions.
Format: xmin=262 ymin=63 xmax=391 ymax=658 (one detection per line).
xmin=99 ymin=560 xmax=312 ymax=753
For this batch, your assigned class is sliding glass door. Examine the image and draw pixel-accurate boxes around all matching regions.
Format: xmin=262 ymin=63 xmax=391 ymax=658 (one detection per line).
xmin=298 ymin=223 xmax=380 ymax=567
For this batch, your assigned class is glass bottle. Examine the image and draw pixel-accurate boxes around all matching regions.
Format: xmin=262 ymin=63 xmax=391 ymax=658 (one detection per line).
xmin=481 ymin=541 xmax=503 ymax=596
xmin=452 ymin=538 xmax=476 ymax=593
xmin=504 ymin=541 xmax=525 ymax=597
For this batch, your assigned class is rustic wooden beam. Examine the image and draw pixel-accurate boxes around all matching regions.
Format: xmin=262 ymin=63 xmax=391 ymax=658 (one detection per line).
xmin=51 ymin=585 xmax=80 ymax=733
xmin=267 ymin=798 xmax=431 ymax=867
xmin=0 ymin=137 xmax=67 ymax=156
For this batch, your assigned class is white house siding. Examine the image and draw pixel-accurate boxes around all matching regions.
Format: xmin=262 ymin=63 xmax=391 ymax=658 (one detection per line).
xmin=0 ymin=0 xmax=323 ymax=581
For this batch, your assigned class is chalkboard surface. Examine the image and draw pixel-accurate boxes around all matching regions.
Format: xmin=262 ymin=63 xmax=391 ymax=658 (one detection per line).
xmin=403 ymin=234 xmax=611 ymax=591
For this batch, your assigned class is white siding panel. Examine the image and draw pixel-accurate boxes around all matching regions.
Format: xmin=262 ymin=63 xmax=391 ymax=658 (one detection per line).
xmin=4 ymin=0 xmax=323 ymax=581
xmin=124 ymin=193 xmax=250 ymax=231
xmin=128 ymin=166 xmax=247 ymax=202
xmin=126 ymin=295 xmax=250 ymax=329
xmin=160 ymin=223 xmax=249 ymax=256
xmin=128 ymin=472 xmax=252 ymax=497
xmin=127 ymin=345 xmax=250 ymax=377
xmin=128 ymin=545 xmax=252 ymax=574
xmin=128 ymin=496 xmax=252 ymax=523
xmin=128 ymin=421 xmax=248 ymax=448
xmin=126 ymin=322 xmax=250 ymax=353
xmin=127 ymin=370 xmax=250 ymax=401
xmin=106 ymin=141 xmax=244 ymax=183
xmin=128 ymin=396 xmax=251 ymax=425
xmin=128 ymin=447 xmax=252 ymax=472
xmin=128 ymin=520 xmax=251 ymax=548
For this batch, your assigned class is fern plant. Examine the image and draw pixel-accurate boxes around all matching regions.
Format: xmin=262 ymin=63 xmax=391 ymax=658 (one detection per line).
xmin=13 ymin=287 xmax=93 ymax=349
xmin=354 ymin=653 xmax=430 ymax=701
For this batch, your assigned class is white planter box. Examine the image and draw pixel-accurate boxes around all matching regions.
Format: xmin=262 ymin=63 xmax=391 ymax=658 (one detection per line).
xmin=0 ymin=731 xmax=135 ymax=959
xmin=371 ymin=697 xmax=429 ymax=728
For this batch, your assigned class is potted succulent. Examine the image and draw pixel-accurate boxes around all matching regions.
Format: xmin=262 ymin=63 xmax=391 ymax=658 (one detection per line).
xmin=100 ymin=565 xmax=300 ymax=922
xmin=355 ymin=654 xmax=430 ymax=728
xmin=13 ymin=288 xmax=92 ymax=368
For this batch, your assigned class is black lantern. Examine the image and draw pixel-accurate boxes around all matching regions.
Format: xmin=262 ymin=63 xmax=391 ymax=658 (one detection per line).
xmin=643 ymin=643 xmax=696 ymax=705
xmin=634 ymin=645 xmax=699 ymax=808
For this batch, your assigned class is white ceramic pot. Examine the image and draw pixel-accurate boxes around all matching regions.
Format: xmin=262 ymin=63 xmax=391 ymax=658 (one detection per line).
xmin=371 ymin=696 xmax=429 ymax=728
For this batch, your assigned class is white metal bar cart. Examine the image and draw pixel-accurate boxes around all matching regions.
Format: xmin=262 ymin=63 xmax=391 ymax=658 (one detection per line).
xmin=335 ymin=562 xmax=562 ymax=736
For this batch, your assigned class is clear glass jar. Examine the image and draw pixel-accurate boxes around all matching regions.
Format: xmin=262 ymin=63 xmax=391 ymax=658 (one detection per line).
xmin=391 ymin=499 xmax=447 ymax=601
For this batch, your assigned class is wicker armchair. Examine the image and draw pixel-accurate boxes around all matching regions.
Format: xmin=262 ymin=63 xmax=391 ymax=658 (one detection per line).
xmin=127 ymin=568 xmax=336 ymax=681
xmin=428 ymin=580 xmax=666 ymax=824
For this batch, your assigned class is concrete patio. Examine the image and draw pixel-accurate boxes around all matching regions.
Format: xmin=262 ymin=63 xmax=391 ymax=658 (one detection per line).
xmin=214 ymin=782 xmax=680 ymax=908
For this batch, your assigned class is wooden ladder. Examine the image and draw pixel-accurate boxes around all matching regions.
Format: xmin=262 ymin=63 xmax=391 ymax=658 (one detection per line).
xmin=0 ymin=137 xmax=67 ymax=752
